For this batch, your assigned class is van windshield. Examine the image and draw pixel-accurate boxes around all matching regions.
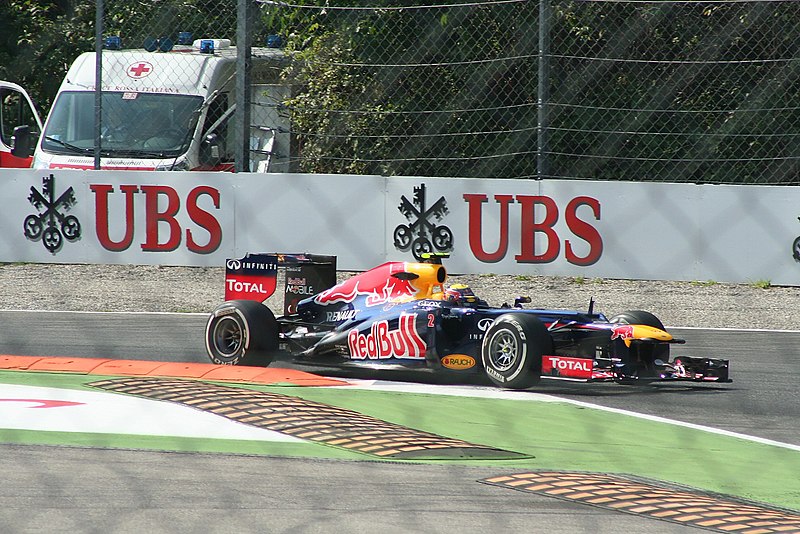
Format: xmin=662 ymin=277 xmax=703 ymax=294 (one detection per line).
xmin=41 ymin=91 xmax=202 ymax=158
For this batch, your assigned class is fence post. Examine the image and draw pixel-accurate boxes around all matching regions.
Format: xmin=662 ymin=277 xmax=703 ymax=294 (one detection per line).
xmin=235 ymin=0 xmax=255 ymax=173
xmin=537 ymin=0 xmax=550 ymax=181
xmin=94 ymin=0 xmax=104 ymax=170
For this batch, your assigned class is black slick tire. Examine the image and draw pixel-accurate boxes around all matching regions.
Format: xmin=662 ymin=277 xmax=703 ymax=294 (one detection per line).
xmin=205 ymin=300 xmax=279 ymax=366
xmin=480 ymin=313 xmax=552 ymax=390
xmin=608 ymin=309 xmax=670 ymax=362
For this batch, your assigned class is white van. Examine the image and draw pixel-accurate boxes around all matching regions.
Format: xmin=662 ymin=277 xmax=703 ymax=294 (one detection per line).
xmin=29 ymin=38 xmax=289 ymax=172
xmin=2 ymin=80 xmax=43 ymax=168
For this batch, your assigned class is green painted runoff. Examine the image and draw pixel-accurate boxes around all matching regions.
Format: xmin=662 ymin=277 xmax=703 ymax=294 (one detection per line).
xmin=1 ymin=371 xmax=797 ymax=511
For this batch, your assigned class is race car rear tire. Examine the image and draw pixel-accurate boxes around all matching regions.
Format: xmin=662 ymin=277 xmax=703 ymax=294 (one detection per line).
xmin=481 ymin=314 xmax=552 ymax=390
xmin=609 ymin=310 xmax=669 ymax=361
xmin=205 ymin=300 xmax=279 ymax=367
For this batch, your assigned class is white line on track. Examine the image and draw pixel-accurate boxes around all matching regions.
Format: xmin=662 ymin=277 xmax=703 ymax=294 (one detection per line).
xmin=0 ymin=384 xmax=302 ymax=442
xmin=342 ymin=380 xmax=800 ymax=452
xmin=0 ymin=309 xmax=209 ymax=316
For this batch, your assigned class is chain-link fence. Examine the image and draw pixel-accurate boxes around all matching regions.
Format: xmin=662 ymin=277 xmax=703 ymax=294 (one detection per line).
xmin=266 ymin=0 xmax=800 ymax=184
xmin=22 ymin=0 xmax=800 ymax=182
xmin=3 ymin=2 xmax=800 ymax=526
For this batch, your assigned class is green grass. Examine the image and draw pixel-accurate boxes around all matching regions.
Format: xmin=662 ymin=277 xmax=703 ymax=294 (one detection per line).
xmin=1 ymin=371 xmax=798 ymax=511
xmin=691 ymin=280 xmax=719 ymax=287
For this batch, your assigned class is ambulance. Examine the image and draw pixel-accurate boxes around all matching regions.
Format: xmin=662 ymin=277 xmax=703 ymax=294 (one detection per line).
xmin=27 ymin=37 xmax=290 ymax=172
xmin=2 ymin=80 xmax=43 ymax=168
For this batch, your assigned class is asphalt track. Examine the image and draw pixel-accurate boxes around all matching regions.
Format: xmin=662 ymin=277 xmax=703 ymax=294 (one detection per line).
xmin=2 ymin=310 xmax=797 ymax=445
xmin=1 ymin=310 xmax=799 ymax=533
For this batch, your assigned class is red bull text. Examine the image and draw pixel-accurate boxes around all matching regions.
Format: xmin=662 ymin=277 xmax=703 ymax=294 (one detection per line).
xmin=347 ymin=313 xmax=426 ymax=360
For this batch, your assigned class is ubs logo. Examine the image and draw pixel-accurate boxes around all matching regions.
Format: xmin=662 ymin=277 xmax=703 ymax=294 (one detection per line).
xmin=394 ymin=183 xmax=453 ymax=261
xmin=24 ymin=174 xmax=81 ymax=253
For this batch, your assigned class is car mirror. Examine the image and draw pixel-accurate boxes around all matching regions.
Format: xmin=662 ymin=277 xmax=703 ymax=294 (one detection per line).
xmin=199 ymin=133 xmax=221 ymax=166
xmin=11 ymin=125 xmax=33 ymax=159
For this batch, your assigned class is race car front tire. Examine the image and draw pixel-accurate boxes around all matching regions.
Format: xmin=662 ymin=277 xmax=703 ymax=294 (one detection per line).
xmin=481 ymin=314 xmax=552 ymax=390
xmin=205 ymin=300 xmax=279 ymax=367
xmin=609 ymin=310 xmax=665 ymax=330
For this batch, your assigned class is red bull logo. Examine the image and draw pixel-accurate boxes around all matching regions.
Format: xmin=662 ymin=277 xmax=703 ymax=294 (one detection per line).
xmin=611 ymin=324 xmax=635 ymax=341
xmin=314 ymin=262 xmax=418 ymax=307
xmin=347 ymin=313 xmax=426 ymax=360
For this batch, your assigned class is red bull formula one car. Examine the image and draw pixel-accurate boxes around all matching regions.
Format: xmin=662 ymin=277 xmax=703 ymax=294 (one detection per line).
xmin=205 ymin=254 xmax=731 ymax=389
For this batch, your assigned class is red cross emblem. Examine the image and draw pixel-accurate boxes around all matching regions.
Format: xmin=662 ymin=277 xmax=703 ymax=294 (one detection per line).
xmin=127 ymin=61 xmax=153 ymax=79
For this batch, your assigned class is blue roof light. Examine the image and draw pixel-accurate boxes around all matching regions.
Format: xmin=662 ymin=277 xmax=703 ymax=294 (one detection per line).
xmin=143 ymin=36 xmax=175 ymax=52
xmin=200 ymin=39 xmax=215 ymax=54
xmin=104 ymin=36 xmax=122 ymax=50
xmin=143 ymin=37 xmax=158 ymax=52
xmin=159 ymin=37 xmax=174 ymax=52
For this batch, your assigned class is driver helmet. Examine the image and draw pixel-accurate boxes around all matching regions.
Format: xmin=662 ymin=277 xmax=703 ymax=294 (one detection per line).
xmin=445 ymin=283 xmax=480 ymax=305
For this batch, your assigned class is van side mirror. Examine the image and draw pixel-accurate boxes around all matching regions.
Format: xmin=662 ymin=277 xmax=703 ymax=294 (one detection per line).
xmin=199 ymin=133 xmax=221 ymax=166
xmin=11 ymin=125 xmax=33 ymax=159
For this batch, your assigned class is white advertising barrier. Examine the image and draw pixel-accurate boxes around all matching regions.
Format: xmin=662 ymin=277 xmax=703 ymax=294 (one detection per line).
xmin=0 ymin=169 xmax=386 ymax=269
xmin=232 ymin=172 xmax=387 ymax=268
xmin=2 ymin=168 xmax=799 ymax=285
xmin=0 ymin=169 xmax=236 ymax=266
xmin=387 ymin=178 xmax=800 ymax=285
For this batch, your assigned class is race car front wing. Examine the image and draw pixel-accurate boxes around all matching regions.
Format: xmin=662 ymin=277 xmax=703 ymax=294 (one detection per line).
xmin=540 ymin=354 xmax=731 ymax=383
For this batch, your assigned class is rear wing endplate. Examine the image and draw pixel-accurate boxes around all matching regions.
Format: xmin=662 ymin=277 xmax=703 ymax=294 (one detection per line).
xmin=225 ymin=253 xmax=337 ymax=314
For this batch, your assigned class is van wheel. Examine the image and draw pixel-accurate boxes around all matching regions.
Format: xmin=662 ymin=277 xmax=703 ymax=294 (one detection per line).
xmin=481 ymin=314 xmax=552 ymax=390
xmin=205 ymin=300 xmax=278 ymax=366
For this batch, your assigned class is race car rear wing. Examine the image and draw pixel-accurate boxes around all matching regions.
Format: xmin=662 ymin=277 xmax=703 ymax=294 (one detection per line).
xmin=224 ymin=253 xmax=337 ymax=314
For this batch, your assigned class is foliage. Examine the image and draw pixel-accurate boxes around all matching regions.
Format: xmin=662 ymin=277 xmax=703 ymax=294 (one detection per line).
xmin=275 ymin=0 xmax=800 ymax=182
xmin=2 ymin=1 xmax=798 ymax=183
xmin=1 ymin=1 xmax=95 ymax=112
xmin=545 ymin=1 xmax=800 ymax=184
xmin=279 ymin=1 xmax=538 ymax=177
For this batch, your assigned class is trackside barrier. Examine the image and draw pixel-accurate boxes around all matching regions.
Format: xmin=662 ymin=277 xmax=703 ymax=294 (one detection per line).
xmin=1 ymin=168 xmax=799 ymax=285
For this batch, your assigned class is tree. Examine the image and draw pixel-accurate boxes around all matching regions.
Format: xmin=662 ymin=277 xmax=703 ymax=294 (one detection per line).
xmin=1 ymin=1 xmax=94 ymax=112
xmin=279 ymin=1 xmax=539 ymax=178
